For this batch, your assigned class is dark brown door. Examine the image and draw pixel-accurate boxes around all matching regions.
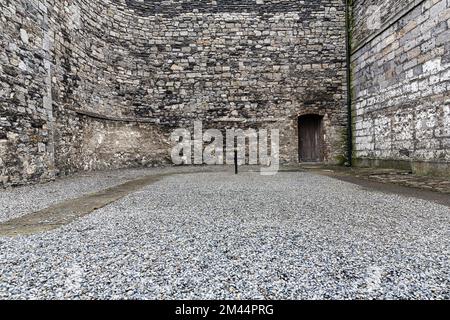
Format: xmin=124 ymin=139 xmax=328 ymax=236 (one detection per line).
xmin=298 ymin=115 xmax=322 ymax=162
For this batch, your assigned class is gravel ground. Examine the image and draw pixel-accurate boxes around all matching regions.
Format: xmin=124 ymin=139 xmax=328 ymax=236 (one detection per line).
xmin=0 ymin=170 xmax=449 ymax=299
xmin=0 ymin=166 xmax=213 ymax=223
xmin=0 ymin=168 xmax=160 ymax=223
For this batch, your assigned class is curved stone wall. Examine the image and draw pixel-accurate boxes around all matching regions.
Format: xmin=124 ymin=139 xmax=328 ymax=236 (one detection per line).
xmin=1 ymin=0 xmax=347 ymax=186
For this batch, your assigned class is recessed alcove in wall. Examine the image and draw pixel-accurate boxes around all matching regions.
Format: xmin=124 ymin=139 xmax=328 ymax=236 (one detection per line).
xmin=298 ymin=114 xmax=324 ymax=163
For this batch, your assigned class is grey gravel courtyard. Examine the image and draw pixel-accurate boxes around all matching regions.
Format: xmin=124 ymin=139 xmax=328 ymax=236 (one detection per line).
xmin=0 ymin=168 xmax=449 ymax=299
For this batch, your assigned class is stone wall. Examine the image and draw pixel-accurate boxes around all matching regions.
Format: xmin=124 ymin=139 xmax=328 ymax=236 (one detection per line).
xmin=1 ymin=0 xmax=348 ymax=187
xmin=351 ymin=0 xmax=450 ymax=176
xmin=71 ymin=0 xmax=348 ymax=165
xmin=351 ymin=0 xmax=418 ymax=48
xmin=4 ymin=0 xmax=448 ymax=186
xmin=54 ymin=109 xmax=171 ymax=175
xmin=0 ymin=0 xmax=55 ymax=186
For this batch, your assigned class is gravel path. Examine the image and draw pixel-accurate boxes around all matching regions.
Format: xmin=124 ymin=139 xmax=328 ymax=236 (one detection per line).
xmin=0 ymin=168 xmax=160 ymax=223
xmin=0 ymin=166 xmax=216 ymax=223
xmin=0 ymin=170 xmax=449 ymax=299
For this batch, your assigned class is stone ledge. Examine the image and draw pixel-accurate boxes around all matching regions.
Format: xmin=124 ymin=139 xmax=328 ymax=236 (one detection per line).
xmin=353 ymin=158 xmax=450 ymax=178
xmin=289 ymin=163 xmax=450 ymax=195
xmin=67 ymin=107 xmax=160 ymax=124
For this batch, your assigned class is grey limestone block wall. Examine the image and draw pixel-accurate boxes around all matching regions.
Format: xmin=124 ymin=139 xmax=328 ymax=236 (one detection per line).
xmin=1 ymin=0 xmax=348 ymax=186
xmin=351 ymin=0 xmax=450 ymax=176
xmin=0 ymin=0 xmax=55 ymax=186
xmin=83 ymin=0 xmax=348 ymax=165
xmin=351 ymin=0 xmax=417 ymax=48
xmin=2 ymin=0 xmax=448 ymax=186
xmin=53 ymin=108 xmax=172 ymax=175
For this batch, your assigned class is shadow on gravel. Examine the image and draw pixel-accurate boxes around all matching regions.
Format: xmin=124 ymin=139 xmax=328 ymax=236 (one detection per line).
xmin=292 ymin=166 xmax=450 ymax=209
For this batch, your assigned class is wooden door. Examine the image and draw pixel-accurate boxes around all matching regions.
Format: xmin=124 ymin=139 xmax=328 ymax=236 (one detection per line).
xmin=298 ymin=115 xmax=322 ymax=162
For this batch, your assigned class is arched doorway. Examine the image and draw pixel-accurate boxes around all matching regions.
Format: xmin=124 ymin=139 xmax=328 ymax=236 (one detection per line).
xmin=298 ymin=114 xmax=324 ymax=162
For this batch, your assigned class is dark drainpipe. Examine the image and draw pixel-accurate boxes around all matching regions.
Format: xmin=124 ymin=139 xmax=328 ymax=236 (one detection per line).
xmin=345 ymin=0 xmax=353 ymax=167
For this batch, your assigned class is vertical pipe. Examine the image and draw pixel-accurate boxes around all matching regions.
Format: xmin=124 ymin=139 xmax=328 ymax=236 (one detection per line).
xmin=345 ymin=0 xmax=353 ymax=167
